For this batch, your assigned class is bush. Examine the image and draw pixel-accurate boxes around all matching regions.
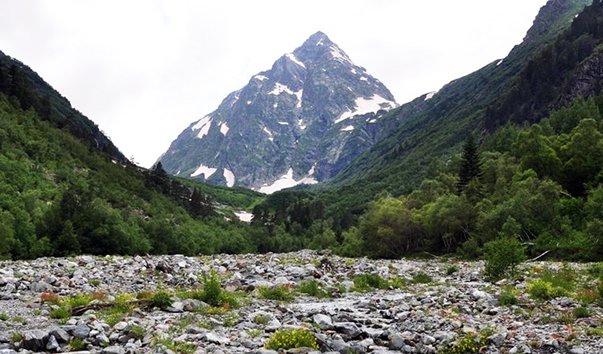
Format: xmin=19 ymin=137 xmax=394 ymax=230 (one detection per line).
xmin=298 ymin=280 xmax=329 ymax=298
xmin=483 ymin=237 xmax=526 ymax=280
xmin=412 ymin=272 xmax=433 ymax=284
xmin=351 ymin=273 xmax=390 ymax=292
xmin=527 ymin=279 xmax=568 ymax=301
xmin=149 ymin=289 xmax=173 ymax=309
xmin=265 ymin=328 xmax=319 ymax=350
xmin=498 ymin=286 xmax=519 ymax=306
xmin=257 ymin=285 xmax=294 ymax=301
xmin=446 ymin=265 xmax=459 ymax=275
xmin=574 ymin=306 xmax=591 ymax=318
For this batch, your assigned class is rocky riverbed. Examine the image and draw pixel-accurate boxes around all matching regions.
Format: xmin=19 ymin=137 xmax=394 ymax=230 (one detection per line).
xmin=0 ymin=250 xmax=602 ymax=353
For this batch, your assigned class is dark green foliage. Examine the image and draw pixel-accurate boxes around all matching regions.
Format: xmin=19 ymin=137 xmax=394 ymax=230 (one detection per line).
xmin=457 ymin=134 xmax=482 ymax=193
xmin=149 ymin=289 xmax=173 ymax=309
xmin=483 ymin=238 xmax=526 ymax=280
xmin=411 ymin=272 xmax=433 ymax=284
xmin=351 ymin=274 xmax=390 ymax=292
xmin=257 ymin=286 xmax=294 ymax=301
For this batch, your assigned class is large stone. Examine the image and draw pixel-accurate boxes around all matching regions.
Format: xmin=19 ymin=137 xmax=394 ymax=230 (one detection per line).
xmin=102 ymin=346 xmax=126 ymax=354
xmin=334 ymin=322 xmax=362 ymax=339
xmin=204 ymin=332 xmax=231 ymax=345
xmin=73 ymin=324 xmax=91 ymax=339
xmin=21 ymin=330 xmax=48 ymax=351
xmin=313 ymin=314 xmax=333 ymax=330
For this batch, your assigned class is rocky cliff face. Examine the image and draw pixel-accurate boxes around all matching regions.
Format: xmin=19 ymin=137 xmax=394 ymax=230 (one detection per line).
xmin=159 ymin=32 xmax=397 ymax=192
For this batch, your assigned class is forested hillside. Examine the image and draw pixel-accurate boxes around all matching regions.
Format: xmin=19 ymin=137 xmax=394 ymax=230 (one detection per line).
xmin=0 ymin=94 xmax=265 ymax=259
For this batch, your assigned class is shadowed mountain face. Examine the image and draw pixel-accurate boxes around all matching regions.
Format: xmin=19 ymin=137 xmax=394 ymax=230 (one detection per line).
xmin=159 ymin=32 xmax=397 ymax=193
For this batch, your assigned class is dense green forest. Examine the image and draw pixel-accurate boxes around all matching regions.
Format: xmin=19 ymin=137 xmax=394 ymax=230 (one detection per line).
xmin=0 ymin=94 xmax=268 ymax=259
xmin=247 ymin=95 xmax=603 ymax=261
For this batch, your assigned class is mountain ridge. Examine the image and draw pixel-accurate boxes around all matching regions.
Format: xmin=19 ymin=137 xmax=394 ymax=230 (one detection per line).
xmin=159 ymin=31 xmax=397 ymax=192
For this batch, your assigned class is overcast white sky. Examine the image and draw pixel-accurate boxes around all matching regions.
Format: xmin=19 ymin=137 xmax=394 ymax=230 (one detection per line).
xmin=0 ymin=0 xmax=547 ymax=167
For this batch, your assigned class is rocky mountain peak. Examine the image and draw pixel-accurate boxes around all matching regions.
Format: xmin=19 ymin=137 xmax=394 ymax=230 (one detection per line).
xmin=159 ymin=32 xmax=397 ymax=192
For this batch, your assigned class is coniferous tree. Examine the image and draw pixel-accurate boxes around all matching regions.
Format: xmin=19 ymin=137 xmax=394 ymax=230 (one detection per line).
xmin=457 ymin=133 xmax=482 ymax=193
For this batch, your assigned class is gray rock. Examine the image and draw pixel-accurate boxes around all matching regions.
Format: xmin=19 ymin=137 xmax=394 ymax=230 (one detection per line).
xmin=569 ymin=348 xmax=585 ymax=354
xmin=335 ymin=322 xmax=362 ymax=339
xmin=204 ymin=332 xmax=231 ymax=345
xmin=21 ymin=330 xmax=48 ymax=351
xmin=313 ymin=314 xmax=333 ymax=329
xmin=389 ymin=333 xmax=405 ymax=350
xmin=165 ymin=301 xmax=184 ymax=313
xmin=46 ymin=335 xmax=59 ymax=351
xmin=102 ymin=345 xmax=126 ymax=354
xmin=73 ymin=324 xmax=91 ymax=339
xmin=49 ymin=327 xmax=70 ymax=343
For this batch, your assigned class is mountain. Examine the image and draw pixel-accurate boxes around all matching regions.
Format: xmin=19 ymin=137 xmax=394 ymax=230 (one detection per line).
xmin=159 ymin=32 xmax=397 ymax=192
xmin=0 ymin=51 xmax=127 ymax=164
xmin=0 ymin=50 xmax=265 ymax=260
xmin=316 ymin=0 xmax=593 ymax=216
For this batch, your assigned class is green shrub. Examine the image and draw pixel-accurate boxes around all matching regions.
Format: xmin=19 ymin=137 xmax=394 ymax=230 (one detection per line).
xmin=498 ymin=287 xmax=519 ymax=306
xmin=483 ymin=238 xmax=526 ymax=280
xmin=69 ymin=338 xmax=86 ymax=351
xmin=446 ymin=265 xmax=459 ymax=275
xmin=538 ymin=267 xmax=576 ymax=292
xmin=351 ymin=274 xmax=389 ymax=292
xmin=49 ymin=306 xmax=71 ymax=319
xmin=412 ymin=272 xmax=433 ymax=284
xmin=298 ymin=280 xmax=329 ymax=298
xmin=257 ymin=286 xmax=294 ymax=301
xmin=527 ymin=279 xmax=568 ymax=301
xmin=265 ymin=328 xmax=319 ymax=350
xmin=440 ymin=332 xmax=488 ymax=354
xmin=253 ymin=314 xmax=271 ymax=325
xmin=191 ymin=272 xmax=239 ymax=308
xmin=574 ymin=306 xmax=591 ymax=318
xmin=149 ymin=289 xmax=173 ymax=309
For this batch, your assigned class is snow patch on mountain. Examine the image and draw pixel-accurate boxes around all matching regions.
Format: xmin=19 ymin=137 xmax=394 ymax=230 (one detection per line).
xmin=191 ymin=164 xmax=217 ymax=178
xmin=277 ymin=121 xmax=289 ymax=125
xmin=286 ymin=53 xmax=305 ymax=68
xmin=330 ymin=45 xmax=351 ymax=64
xmin=234 ymin=210 xmax=253 ymax=223
xmin=262 ymin=126 xmax=274 ymax=142
xmin=258 ymin=168 xmax=318 ymax=194
xmin=425 ymin=92 xmax=436 ymax=101
xmin=335 ymin=95 xmax=395 ymax=123
xmin=341 ymin=125 xmax=354 ymax=132
xmin=220 ymin=122 xmax=229 ymax=136
xmin=223 ymin=168 xmax=235 ymax=187
xmin=192 ymin=115 xmax=212 ymax=139
xmin=268 ymin=83 xmax=303 ymax=108
xmin=254 ymin=75 xmax=269 ymax=81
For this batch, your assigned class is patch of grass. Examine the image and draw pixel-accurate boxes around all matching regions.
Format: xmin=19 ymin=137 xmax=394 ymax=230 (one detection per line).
xmin=587 ymin=263 xmax=603 ymax=279
xmin=446 ymin=265 xmax=459 ymax=275
xmin=265 ymin=328 xmax=319 ymax=350
xmin=527 ymin=279 xmax=569 ymax=301
xmin=298 ymin=280 xmax=330 ymax=298
xmin=351 ymin=273 xmax=389 ymax=292
xmin=89 ymin=279 xmax=101 ymax=287
xmin=128 ymin=324 xmax=145 ymax=340
xmin=149 ymin=289 xmax=173 ymax=310
xmin=411 ymin=272 xmax=433 ymax=284
xmin=498 ymin=286 xmax=519 ymax=306
xmin=539 ymin=267 xmax=576 ymax=293
xmin=0 ymin=313 xmax=8 ymax=321
xmin=254 ymin=314 xmax=271 ymax=325
xmin=440 ymin=328 xmax=493 ymax=354
xmin=257 ymin=285 xmax=294 ymax=302
xmin=575 ymin=287 xmax=599 ymax=305
xmin=574 ymin=306 xmax=591 ymax=318
xmin=247 ymin=329 xmax=263 ymax=338
xmin=389 ymin=277 xmax=407 ymax=289
xmin=154 ymin=337 xmax=197 ymax=354
xmin=69 ymin=338 xmax=87 ymax=351
xmin=191 ymin=272 xmax=240 ymax=309
xmin=49 ymin=306 xmax=71 ymax=319
xmin=10 ymin=332 xmax=23 ymax=343
xmin=223 ymin=312 xmax=239 ymax=327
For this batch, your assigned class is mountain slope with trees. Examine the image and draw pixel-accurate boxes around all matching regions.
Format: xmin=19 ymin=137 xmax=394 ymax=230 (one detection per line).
xmin=316 ymin=0 xmax=593 ymax=219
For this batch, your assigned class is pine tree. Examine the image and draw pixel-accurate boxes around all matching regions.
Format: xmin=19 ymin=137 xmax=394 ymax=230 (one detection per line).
xmin=457 ymin=133 xmax=482 ymax=193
